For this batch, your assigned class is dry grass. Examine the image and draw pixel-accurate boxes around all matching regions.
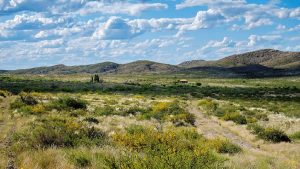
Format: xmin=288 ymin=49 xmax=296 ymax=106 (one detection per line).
xmin=225 ymin=150 xmax=299 ymax=169
xmin=17 ymin=148 xmax=74 ymax=169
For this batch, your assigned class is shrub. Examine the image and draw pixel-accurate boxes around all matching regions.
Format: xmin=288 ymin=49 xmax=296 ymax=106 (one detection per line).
xmin=10 ymin=98 xmax=26 ymax=109
xmin=124 ymin=106 xmax=148 ymax=116
xmin=30 ymin=104 xmax=46 ymax=114
xmin=0 ymin=90 xmax=10 ymax=98
xmin=84 ymin=117 xmax=99 ymax=124
xmin=69 ymin=109 xmax=87 ymax=117
xmin=263 ymin=128 xmax=291 ymax=143
xmin=208 ymin=139 xmax=242 ymax=154
xmin=141 ymin=101 xmax=195 ymax=125
xmin=111 ymin=125 xmax=226 ymax=169
xmin=196 ymin=82 xmax=202 ymax=86
xmin=48 ymin=97 xmax=87 ymax=110
xmin=10 ymin=97 xmax=46 ymax=115
xmin=20 ymin=93 xmax=38 ymax=106
xmin=94 ymin=105 xmax=116 ymax=116
xmin=13 ymin=117 xmax=107 ymax=149
xmin=217 ymin=141 xmax=242 ymax=154
xmin=67 ymin=150 xmax=92 ymax=168
xmin=254 ymin=113 xmax=269 ymax=121
xmin=198 ymin=99 xmax=218 ymax=113
xmin=248 ymin=124 xmax=291 ymax=143
xmin=222 ymin=112 xmax=247 ymax=125
xmin=169 ymin=113 xmax=196 ymax=126
xmin=75 ymin=156 xmax=91 ymax=167
xmin=10 ymin=93 xmax=38 ymax=110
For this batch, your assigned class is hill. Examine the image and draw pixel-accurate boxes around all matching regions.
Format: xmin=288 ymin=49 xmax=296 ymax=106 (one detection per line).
xmin=1 ymin=49 xmax=300 ymax=77
xmin=11 ymin=62 xmax=119 ymax=75
xmin=0 ymin=70 xmax=8 ymax=73
xmin=9 ymin=61 xmax=179 ymax=75
xmin=116 ymin=60 xmax=180 ymax=74
xmin=179 ymin=49 xmax=300 ymax=69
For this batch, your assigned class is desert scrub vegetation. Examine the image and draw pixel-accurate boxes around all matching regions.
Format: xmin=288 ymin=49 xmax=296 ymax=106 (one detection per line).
xmin=94 ymin=99 xmax=195 ymax=126
xmin=47 ymin=97 xmax=87 ymax=111
xmin=0 ymin=90 xmax=10 ymax=98
xmin=140 ymin=100 xmax=195 ymax=126
xmin=198 ymin=99 xmax=251 ymax=125
xmin=198 ymin=98 xmax=273 ymax=125
xmin=12 ymin=117 xmax=107 ymax=150
xmin=229 ymin=98 xmax=300 ymax=118
xmin=247 ymin=124 xmax=291 ymax=143
xmin=110 ymin=125 xmax=239 ymax=168
xmin=10 ymin=92 xmax=48 ymax=115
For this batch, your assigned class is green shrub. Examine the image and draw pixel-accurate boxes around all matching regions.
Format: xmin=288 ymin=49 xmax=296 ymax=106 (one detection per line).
xmin=207 ymin=139 xmax=242 ymax=154
xmin=196 ymin=82 xmax=202 ymax=86
xmin=68 ymin=150 xmax=92 ymax=168
xmin=20 ymin=93 xmax=38 ymax=106
xmin=222 ymin=112 xmax=247 ymax=125
xmin=75 ymin=156 xmax=91 ymax=167
xmin=111 ymin=125 xmax=226 ymax=169
xmin=140 ymin=101 xmax=195 ymax=125
xmin=10 ymin=98 xmax=26 ymax=109
xmin=217 ymin=141 xmax=242 ymax=154
xmin=263 ymin=128 xmax=291 ymax=143
xmin=198 ymin=99 xmax=218 ymax=113
xmin=248 ymin=124 xmax=291 ymax=143
xmin=10 ymin=96 xmax=46 ymax=115
xmin=48 ymin=97 xmax=87 ymax=110
xmin=169 ymin=113 xmax=196 ymax=126
xmin=13 ymin=117 xmax=107 ymax=149
xmin=84 ymin=117 xmax=99 ymax=124
xmin=10 ymin=93 xmax=38 ymax=110
xmin=94 ymin=105 xmax=116 ymax=116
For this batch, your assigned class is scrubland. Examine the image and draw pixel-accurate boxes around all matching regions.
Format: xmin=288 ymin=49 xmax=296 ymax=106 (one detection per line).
xmin=0 ymin=74 xmax=299 ymax=169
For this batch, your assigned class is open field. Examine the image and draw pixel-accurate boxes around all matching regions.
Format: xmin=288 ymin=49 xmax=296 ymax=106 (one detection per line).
xmin=0 ymin=74 xmax=299 ymax=169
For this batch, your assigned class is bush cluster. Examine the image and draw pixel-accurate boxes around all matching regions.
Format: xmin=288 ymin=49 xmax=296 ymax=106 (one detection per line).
xmin=222 ymin=112 xmax=247 ymax=125
xmin=111 ymin=125 xmax=229 ymax=169
xmin=10 ymin=93 xmax=46 ymax=115
xmin=247 ymin=124 xmax=291 ymax=143
xmin=0 ymin=90 xmax=10 ymax=98
xmin=141 ymin=101 xmax=195 ymax=126
xmin=13 ymin=117 xmax=107 ymax=149
xmin=48 ymin=97 xmax=87 ymax=111
xmin=207 ymin=139 xmax=242 ymax=154
xmin=199 ymin=99 xmax=270 ymax=125
xmin=94 ymin=100 xmax=195 ymax=126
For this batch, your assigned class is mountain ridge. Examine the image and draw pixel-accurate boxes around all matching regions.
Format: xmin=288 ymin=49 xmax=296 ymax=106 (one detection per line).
xmin=2 ymin=49 xmax=300 ymax=77
xmin=179 ymin=49 xmax=300 ymax=69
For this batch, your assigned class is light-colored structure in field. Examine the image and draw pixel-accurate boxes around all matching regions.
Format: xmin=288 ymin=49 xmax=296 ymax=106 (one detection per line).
xmin=179 ymin=79 xmax=188 ymax=84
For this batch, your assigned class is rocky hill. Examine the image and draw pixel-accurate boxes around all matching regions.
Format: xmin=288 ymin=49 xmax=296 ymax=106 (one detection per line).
xmin=179 ymin=49 xmax=300 ymax=69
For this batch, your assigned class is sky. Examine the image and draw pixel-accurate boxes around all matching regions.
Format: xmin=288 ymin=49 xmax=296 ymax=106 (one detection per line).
xmin=0 ymin=0 xmax=300 ymax=70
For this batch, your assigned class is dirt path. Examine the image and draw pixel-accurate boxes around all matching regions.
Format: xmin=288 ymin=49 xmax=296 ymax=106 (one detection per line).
xmin=0 ymin=97 xmax=16 ymax=169
xmin=187 ymin=100 xmax=259 ymax=151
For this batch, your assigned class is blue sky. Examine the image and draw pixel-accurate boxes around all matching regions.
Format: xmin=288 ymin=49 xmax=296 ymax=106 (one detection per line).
xmin=0 ymin=0 xmax=300 ymax=70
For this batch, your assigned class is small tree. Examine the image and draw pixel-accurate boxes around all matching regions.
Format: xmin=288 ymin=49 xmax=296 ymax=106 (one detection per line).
xmin=94 ymin=74 xmax=100 ymax=83
xmin=90 ymin=75 xmax=94 ymax=83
